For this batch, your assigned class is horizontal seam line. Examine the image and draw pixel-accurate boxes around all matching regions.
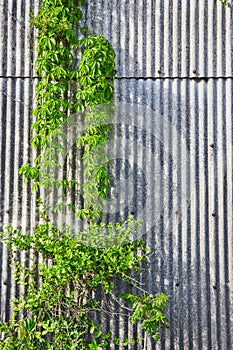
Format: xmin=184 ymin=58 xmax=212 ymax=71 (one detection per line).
xmin=0 ymin=76 xmax=232 ymax=79
xmin=116 ymin=76 xmax=233 ymax=80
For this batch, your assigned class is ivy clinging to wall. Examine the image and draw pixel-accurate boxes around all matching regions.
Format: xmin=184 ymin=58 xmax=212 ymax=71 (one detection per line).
xmin=20 ymin=0 xmax=116 ymax=220
xmin=0 ymin=1 xmax=169 ymax=349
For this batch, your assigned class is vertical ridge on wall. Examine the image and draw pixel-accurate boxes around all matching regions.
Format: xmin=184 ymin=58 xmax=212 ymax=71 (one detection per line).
xmin=225 ymin=79 xmax=233 ymax=350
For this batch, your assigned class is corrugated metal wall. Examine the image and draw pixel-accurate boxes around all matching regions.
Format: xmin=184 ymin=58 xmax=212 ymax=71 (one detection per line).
xmin=1 ymin=0 xmax=233 ymax=349
xmin=0 ymin=0 xmax=39 ymax=327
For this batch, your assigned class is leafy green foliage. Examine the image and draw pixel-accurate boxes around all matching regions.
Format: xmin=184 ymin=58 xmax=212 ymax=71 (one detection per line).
xmin=220 ymin=0 xmax=231 ymax=7
xmin=30 ymin=0 xmax=83 ymax=148
xmin=0 ymin=0 xmax=169 ymax=348
xmin=0 ymin=220 xmax=168 ymax=349
xmin=122 ymin=293 xmax=169 ymax=342
xmin=20 ymin=0 xmax=116 ymax=221
xmin=77 ymin=105 xmax=114 ymax=220
xmin=0 ymin=220 xmax=149 ymax=349
xmin=77 ymin=35 xmax=115 ymax=106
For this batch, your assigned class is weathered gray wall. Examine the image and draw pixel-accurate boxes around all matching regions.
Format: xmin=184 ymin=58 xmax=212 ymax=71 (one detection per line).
xmin=1 ymin=1 xmax=233 ymax=349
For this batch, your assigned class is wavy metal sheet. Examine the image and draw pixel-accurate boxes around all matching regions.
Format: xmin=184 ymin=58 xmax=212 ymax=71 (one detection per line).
xmin=83 ymin=0 xmax=233 ymax=78
xmin=0 ymin=77 xmax=38 ymax=321
xmin=0 ymin=1 xmax=233 ymax=349
xmin=113 ymin=78 xmax=233 ymax=349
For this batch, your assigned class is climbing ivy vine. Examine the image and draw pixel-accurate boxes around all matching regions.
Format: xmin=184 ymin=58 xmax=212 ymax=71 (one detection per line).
xmin=0 ymin=0 xmax=168 ymax=349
